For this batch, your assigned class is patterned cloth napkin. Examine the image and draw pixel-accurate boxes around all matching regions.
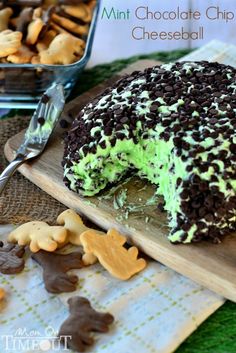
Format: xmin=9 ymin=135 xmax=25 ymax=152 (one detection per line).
xmin=0 ymin=225 xmax=224 ymax=353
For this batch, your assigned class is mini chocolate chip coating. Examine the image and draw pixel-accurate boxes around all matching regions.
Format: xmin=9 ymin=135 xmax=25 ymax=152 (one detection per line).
xmin=63 ymin=61 xmax=236 ymax=244
xmin=0 ymin=243 xmax=25 ymax=274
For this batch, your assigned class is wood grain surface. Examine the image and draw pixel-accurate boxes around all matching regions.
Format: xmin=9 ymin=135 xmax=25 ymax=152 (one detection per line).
xmin=4 ymin=59 xmax=236 ymax=302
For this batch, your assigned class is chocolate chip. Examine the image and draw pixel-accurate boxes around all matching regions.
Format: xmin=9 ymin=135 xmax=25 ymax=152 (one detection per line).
xmin=41 ymin=94 xmax=50 ymax=104
xmin=38 ymin=117 xmax=45 ymax=125
xmin=164 ymin=86 xmax=173 ymax=92
xmin=157 ymin=202 xmax=165 ymax=212
xmin=60 ymin=119 xmax=69 ymax=129
xmin=150 ymin=104 xmax=159 ymax=112
xmin=230 ymin=144 xmax=236 ymax=154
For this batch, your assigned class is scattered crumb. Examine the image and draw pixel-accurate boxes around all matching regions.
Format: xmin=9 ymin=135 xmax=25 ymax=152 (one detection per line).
xmin=137 ymin=185 xmax=147 ymax=192
xmin=113 ymin=189 xmax=128 ymax=210
xmin=124 ymin=224 xmax=136 ymax=232
xmin=146 ymin=194 xmax=159 ymax=206
xmin=84 ymin=200 xmax=97 ymax=207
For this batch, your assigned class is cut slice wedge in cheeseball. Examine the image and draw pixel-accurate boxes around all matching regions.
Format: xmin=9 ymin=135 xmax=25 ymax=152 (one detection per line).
xmin=63 ymin=61 xmax=236 ymax=244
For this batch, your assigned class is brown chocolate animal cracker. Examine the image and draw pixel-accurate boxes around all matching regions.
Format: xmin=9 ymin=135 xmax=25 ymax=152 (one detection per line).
xmin=15 ymin=7 xmax=33 ymax=35
xmin=0 ymin=242 xmax=25 ymax=274
xmin=51 ymin=13 xmax=89 ymax=36
xmin=36 ymin=29 xmax=57 ymax=51
xmin=32 ymin=250 xmax=84 ymax=293
xmin=59 ymin=296 xmax=114 ymax=352
xmin=61 ymin=3 xmax=92 ymax=22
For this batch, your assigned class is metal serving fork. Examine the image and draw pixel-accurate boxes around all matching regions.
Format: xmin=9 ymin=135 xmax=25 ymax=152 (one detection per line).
xmin=0 ymin=83 xmax=65 ymax=196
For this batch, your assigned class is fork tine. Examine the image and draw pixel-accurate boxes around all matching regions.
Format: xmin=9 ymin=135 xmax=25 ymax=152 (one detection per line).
xmin=0 ymin=84 xmax=65 ymax=196
xmin=16 ymin=83 xmax=65 ymax=157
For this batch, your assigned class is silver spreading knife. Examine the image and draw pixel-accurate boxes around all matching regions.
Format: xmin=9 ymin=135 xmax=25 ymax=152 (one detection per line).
xmin=0 ymin=83 xmax=65 ymax=195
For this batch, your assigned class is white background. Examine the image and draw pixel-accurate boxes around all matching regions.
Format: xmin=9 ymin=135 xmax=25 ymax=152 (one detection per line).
xmin=88 ymin=0 xmax=236 ymax=66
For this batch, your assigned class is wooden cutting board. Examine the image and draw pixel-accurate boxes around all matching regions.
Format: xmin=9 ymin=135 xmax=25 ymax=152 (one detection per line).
xmin=4 ymin=51 xmax=236 ymax=302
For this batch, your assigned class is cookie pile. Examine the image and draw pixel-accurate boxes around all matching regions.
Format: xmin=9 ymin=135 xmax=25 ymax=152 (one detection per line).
xmin=0 ymin=208 xmax=147 ymax=351
xmin=8 ymin=209 xmax=147 ymax=281
xmin=0 ymin=0 xmax=96 ymax=65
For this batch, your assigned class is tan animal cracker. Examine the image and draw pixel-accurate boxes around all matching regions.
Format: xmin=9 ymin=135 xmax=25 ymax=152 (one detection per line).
xmin=39 ymin=33 xmax=83 ymax=64
xmin=80 ymin=228 xmax=147 ymax=280
xmin=7 ymin=44 xmax=35 ymax=63
xmin=87 ymin=0 xmax=96 ymax=11
xmin=8 ymin=221 xmax=67 ymax=253
xmin=50 ymin=22 xmax=86 ymax=49
xmin=31 ymin=55 xmax=40 ymax=64
xmin=57 ymin=209 xmax=89 ymax=246
xmin=50 ymin=22 xmax=85 ymax=47
xmin=50 ymin=21 xmax=69 ymax=34
xmin=26 ymin=18 xmax=44 ymax=45
xmin=0 ymin=7 xmax=13 ymax=32
xmin=33 ymin=7 xmax=43 ymax=19
xmin=0 ymin=30 xmax=22 ymax=58
xmin=0 ymin=288 xmax=5 ymax=301
xmin=57 ymin=209 xmax=97 ymax=265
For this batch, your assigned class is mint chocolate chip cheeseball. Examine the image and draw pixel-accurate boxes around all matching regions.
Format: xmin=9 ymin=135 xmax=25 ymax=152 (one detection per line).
xmin=62 ymin=61 xmax=236 ymax=244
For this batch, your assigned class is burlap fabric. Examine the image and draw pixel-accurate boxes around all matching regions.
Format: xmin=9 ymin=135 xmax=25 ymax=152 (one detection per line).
xmin=0 ymin=114 xmax=66 ymax=225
